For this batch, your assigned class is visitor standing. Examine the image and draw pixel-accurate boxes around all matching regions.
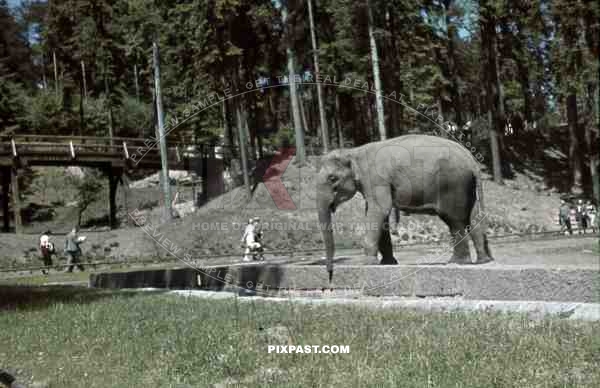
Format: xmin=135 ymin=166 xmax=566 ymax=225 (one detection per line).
xmin=558 ymin=200 xmax=572 ymax=235
xmin=576 ymin=199 xmax=587 ymax=234
xmin=586 ymin=200 xmax=597 ymax=234
xmin=39 ymin=230 xmax=56 ymax=275
xmin=64 ymin=226 xmax=86 ymax=272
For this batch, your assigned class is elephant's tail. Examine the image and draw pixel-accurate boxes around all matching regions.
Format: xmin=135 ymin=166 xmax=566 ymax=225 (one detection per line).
xmin=471 ymin=174 xmax=487 ymax=236
xmin=475 ymin=173 xmax=484 ymax=214
xmin=471 ymin=172 xmax=494 ymax=260
xmin=469 ymin=172 xmax=486 ymax=227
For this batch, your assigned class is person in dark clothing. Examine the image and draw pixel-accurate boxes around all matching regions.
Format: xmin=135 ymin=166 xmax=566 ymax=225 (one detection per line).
xmin=559 ymin=200 xmax=572 ymax=235
xmin=576 ymin=199 xmax=587 ymax=234
xmin=64 ymin=226 xmax=86 ymax=272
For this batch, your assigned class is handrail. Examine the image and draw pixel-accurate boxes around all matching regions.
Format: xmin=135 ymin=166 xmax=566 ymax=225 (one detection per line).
xmin=0 ymin=134 xmax=149 ymax=142
xmin=0 ymin=135 xmax=190 ymax=148
xmin=0 ymin=135 xmax=246 ymax=152
xmin=2 ymin=141 xmax=164 ymax=149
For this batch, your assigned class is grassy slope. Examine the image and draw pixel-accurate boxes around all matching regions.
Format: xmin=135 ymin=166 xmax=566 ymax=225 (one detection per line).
xmin=1 ymin=290 xmax=598 ymax=387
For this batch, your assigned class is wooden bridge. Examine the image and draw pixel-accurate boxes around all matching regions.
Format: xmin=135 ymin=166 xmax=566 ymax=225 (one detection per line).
xmin=0 ymin=134 xmax=197 ymax=233
xmin=0 ymin=134 xmax=187 ymax=169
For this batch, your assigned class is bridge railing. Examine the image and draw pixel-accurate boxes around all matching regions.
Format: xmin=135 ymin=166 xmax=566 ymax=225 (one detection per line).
xmin=0 ymin=134 xmax=186 ymax=162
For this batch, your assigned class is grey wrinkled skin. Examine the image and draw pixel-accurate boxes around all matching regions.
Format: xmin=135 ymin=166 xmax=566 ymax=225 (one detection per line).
xmin=316 ymin=134 xmax=494 ymax=278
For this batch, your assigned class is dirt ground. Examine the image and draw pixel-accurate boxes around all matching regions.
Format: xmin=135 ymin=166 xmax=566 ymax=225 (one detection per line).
xmin=1 ymin=234 xmax=596 ymax=283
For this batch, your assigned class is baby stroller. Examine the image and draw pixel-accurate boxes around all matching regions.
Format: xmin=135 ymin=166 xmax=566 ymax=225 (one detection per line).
xmin=252 ymin=229 xmax=265 ymax=261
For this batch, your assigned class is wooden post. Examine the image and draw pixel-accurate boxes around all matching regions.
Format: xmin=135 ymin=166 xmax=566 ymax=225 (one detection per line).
xmin=11 ymin=167 xmax=22 ymax=234
xmin=1 ymin=168 xmax=9 ymax=232
xmin=121 ymin=173 xmax=130 ymax=226
xmin=108 ymin=168 xmax=119 ymax=229
xmin=153 ymin=41 xmax=173 ymax=220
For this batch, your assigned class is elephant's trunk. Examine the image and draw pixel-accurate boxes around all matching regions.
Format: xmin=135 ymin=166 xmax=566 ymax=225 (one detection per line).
xmin=318 ymin=201 xmax=335 ymax=283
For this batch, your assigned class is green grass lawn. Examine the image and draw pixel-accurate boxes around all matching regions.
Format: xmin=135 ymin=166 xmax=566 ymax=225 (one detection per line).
xmin=1 ymin=288 xmax=599 ymax=387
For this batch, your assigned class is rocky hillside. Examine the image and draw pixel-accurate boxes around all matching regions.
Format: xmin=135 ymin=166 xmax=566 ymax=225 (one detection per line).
xmin=152 ymin=154 xmax=565 ymax=257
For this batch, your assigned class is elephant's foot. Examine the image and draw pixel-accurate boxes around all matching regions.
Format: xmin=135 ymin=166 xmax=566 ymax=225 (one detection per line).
xmin=448 ymin=255 xmax=472 ymax=265
xmin=380 ymin=256 xmax=398 ymax=265
xmin=474 ymin=256 xmax=494 ymax=264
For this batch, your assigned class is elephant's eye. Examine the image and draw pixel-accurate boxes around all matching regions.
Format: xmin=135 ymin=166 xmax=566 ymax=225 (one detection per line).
xmin=328 ymin=175 xmax=338 ymax=184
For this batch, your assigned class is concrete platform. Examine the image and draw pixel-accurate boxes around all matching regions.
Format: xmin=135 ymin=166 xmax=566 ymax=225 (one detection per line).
xmin=170 ymin=290 xmax=600 ymax=321
xmin=89 ymin=263 xmax=600 ymax=303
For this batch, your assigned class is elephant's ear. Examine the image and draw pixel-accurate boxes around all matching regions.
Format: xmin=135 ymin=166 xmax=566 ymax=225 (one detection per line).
xmin=334 ymin=154 xmax=361 ymax=185
xmin=342 ymin=156 xmax=360 ymax=184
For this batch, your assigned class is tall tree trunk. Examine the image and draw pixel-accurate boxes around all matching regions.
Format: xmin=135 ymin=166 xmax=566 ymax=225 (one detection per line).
xmin=244 ymin=108 xmax=256 ymax=160
xmin=567 ymin=91 xmax=583 ymax=193
xmin=585 ymin=82 xmax=599 ymax=204
xmin=222 ymin=99 xmax=233 ymax=160
xmin=134 ymin=64 xmax=140 ymax=102
xmin=298 ymin=88 xmax=309 ymax=136
xmin=366 ymin=0 xmax=386 ymax=140
xmin=235 ymin=100 xmax=250 ymax=194
xmin=354 ymin=97 xmax=369 ymax=145
xmin=104 ymin=64 xmax=114 ymax=141
xmin=480 ymin=0 xmax=504 ymax=184
xmin=335 ymin=92 xmax=344 ymax=148
xmin=391 ymin=102 xmax=400 ymax=137
xmin=221 ymin=75 xmax=235 ymax=159
xmin=596 ymin=44 xmax=600 ymax=210
xmin=307 ymin=0 xmax=329 ymax=153
xmin=79 ymin=81 xmax=84 ymax=137
xmin=41 ymin=53 xmax=48 ymax=89
xmin=443 ymin=0 xmax=463 ymax=126
xmin=282 ymin=4 xmax=305 ymax=163
xmin=268 ymin=92 xmax=278 ymax=131
xmin=81 ymin=60 xmax=87 ymax=101
xmin=365 ymin=97 xmax=374 ymax=139
xmin=53 ymin=50 xmax=58 ymax=97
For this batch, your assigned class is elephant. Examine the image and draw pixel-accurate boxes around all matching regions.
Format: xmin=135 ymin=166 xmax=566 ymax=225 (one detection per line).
xmin=316 ymin=134 xmax=494 ymax=281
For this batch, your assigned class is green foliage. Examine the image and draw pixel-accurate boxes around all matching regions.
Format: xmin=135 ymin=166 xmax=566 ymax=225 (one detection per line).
xmin=20 ymin=90 xmax=75 ymax=134
xmin=67 ymin=168 xmax=104 ymax=227
xmin=268 ymin=126 xmax=296 ymax=148
xmin=114 ymin=96 xmax=152 ymax=138
xmin=27 ymin=167 xmax=70 ymax=205
xmin=0 ymin=78 xmax=26 ymax=130
xmin=0 ymin=0 xmax=596 ymax=198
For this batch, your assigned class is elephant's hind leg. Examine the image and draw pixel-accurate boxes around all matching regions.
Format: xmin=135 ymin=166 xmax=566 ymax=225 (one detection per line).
xmin=379 ymin=217 xmax=398 ymax=265
xmin=470 ymin=223 xmax=494 ymax=264
xmin=440 ymin=214 xmax=471 ymax=264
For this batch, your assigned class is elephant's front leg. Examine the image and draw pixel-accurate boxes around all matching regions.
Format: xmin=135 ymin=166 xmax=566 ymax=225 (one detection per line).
xmin=379 ymin=216 xmax=398 ymax=264
xmin=362 ymin=196 xmax=397 ymax=265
